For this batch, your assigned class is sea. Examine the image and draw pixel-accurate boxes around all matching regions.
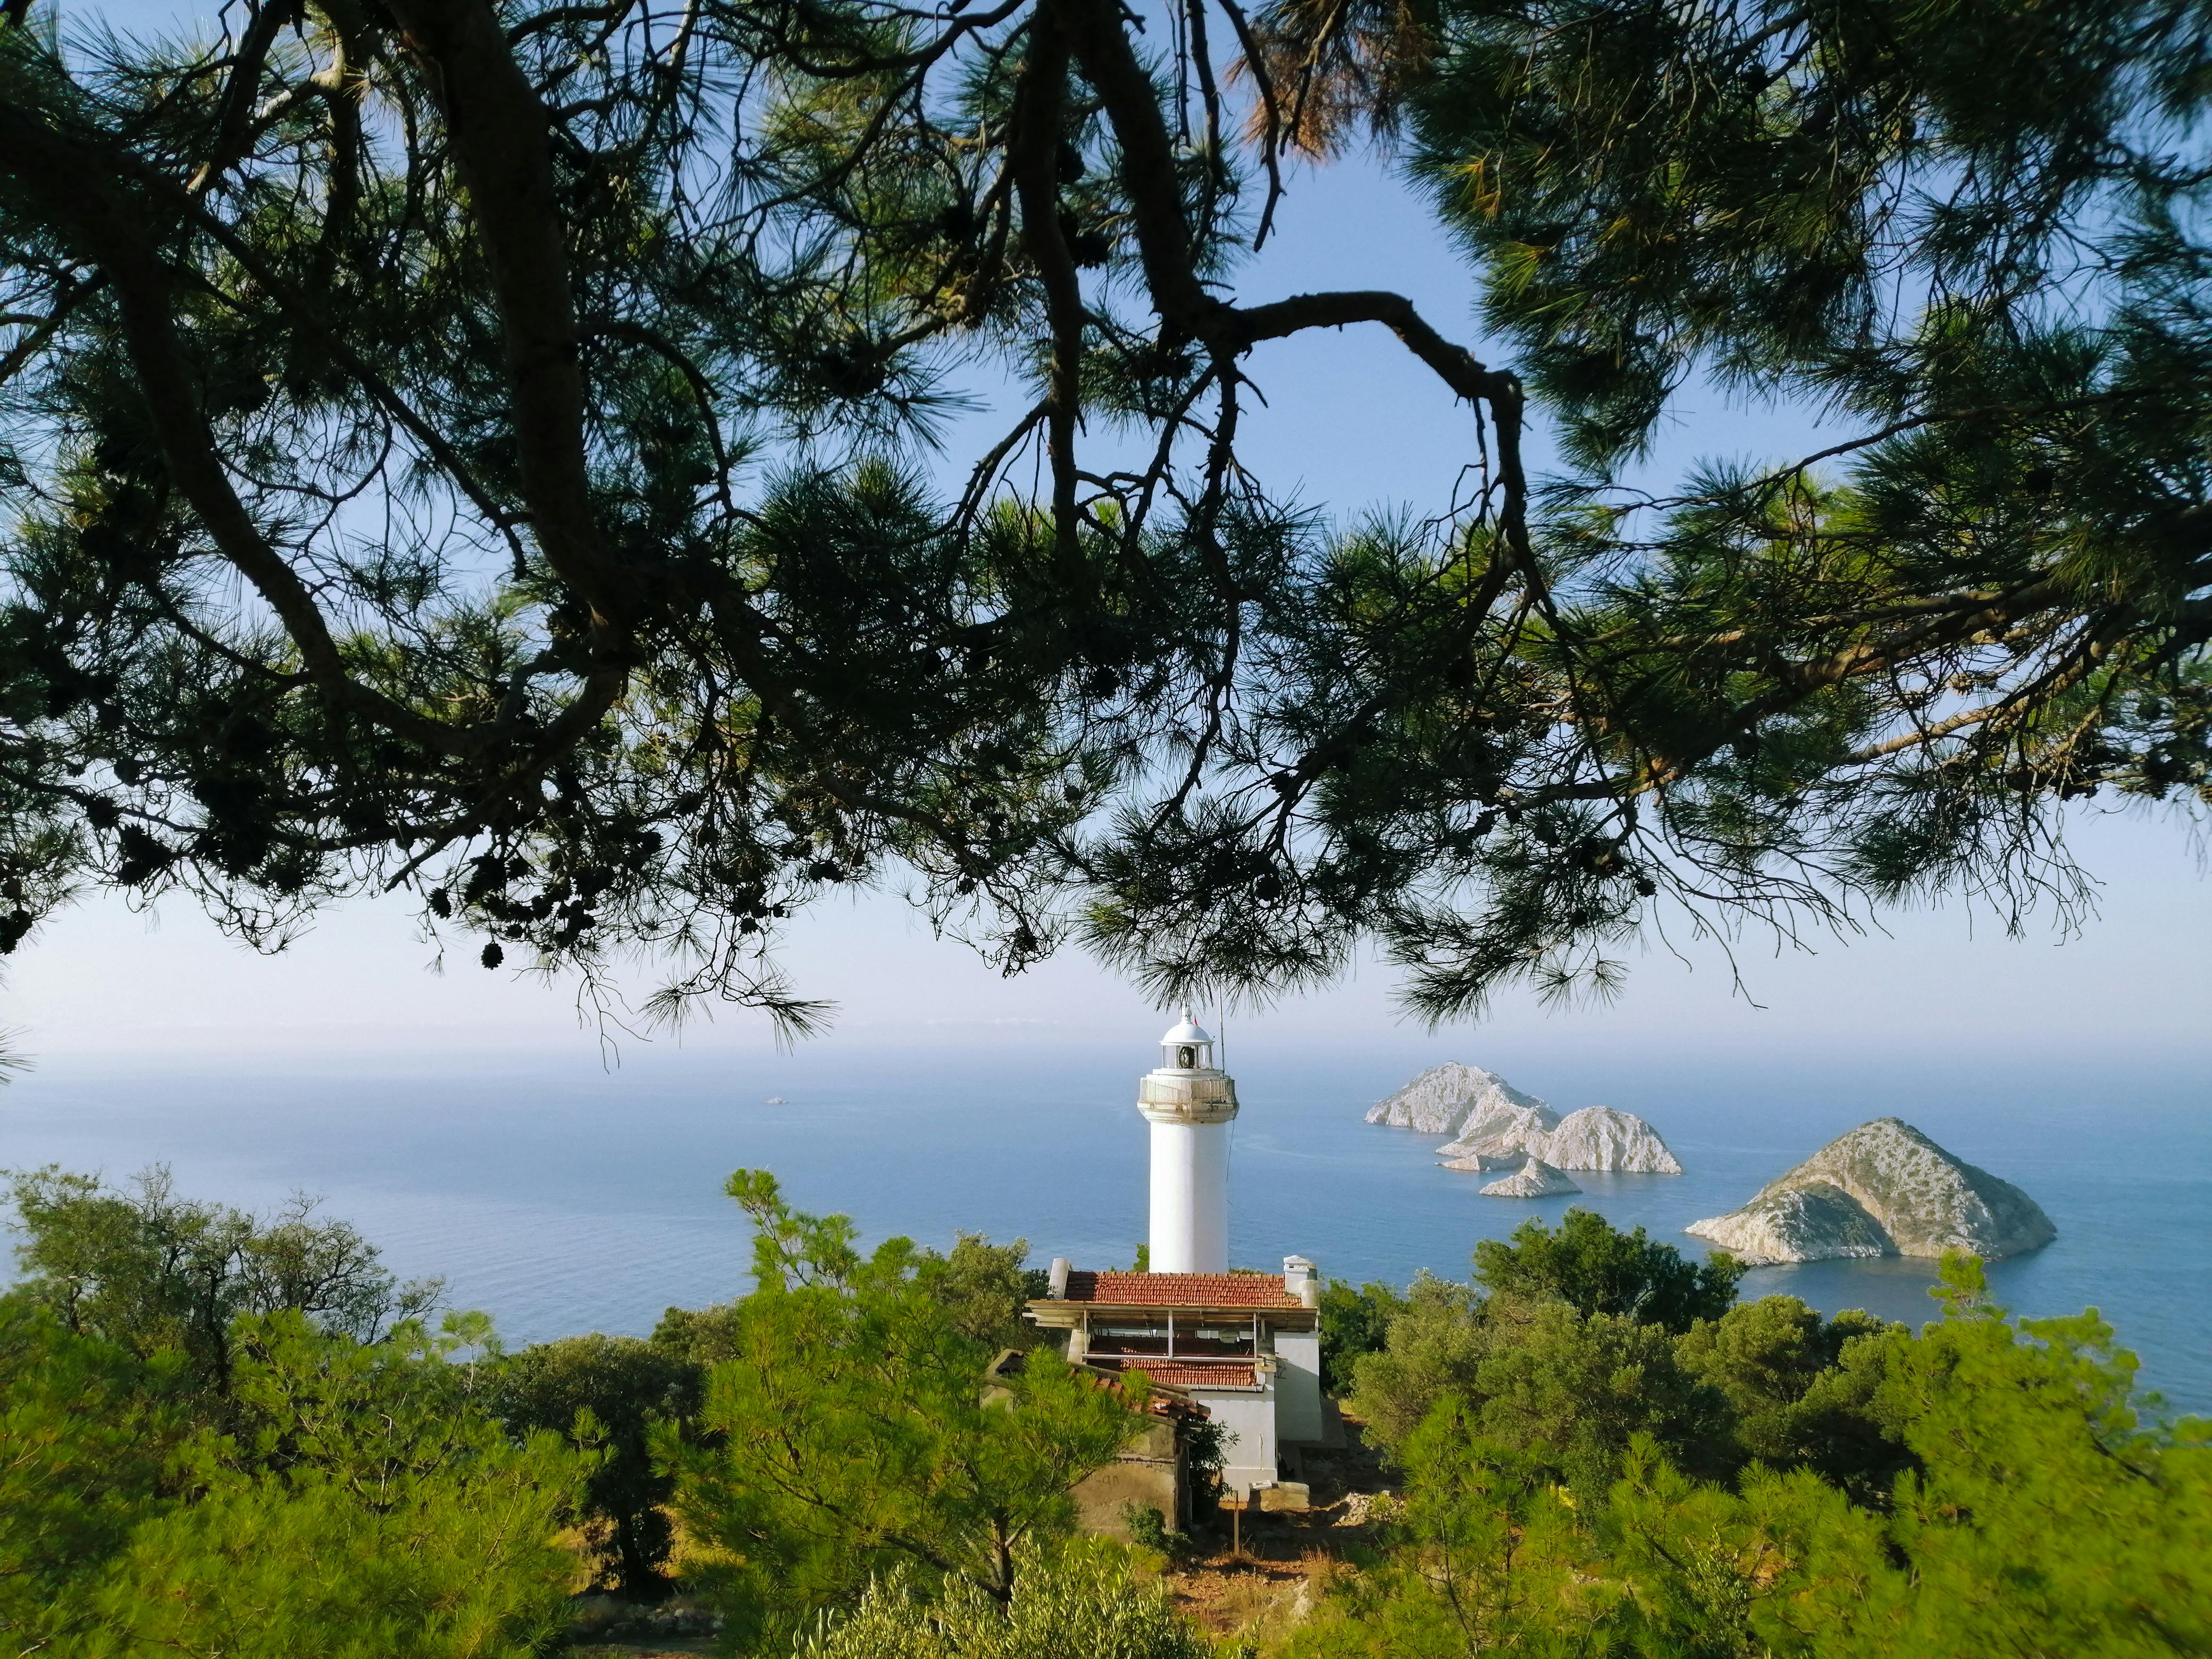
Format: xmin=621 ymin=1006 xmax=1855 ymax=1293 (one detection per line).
xmin=5 ymin=1042 xmax=2209 ymax=1413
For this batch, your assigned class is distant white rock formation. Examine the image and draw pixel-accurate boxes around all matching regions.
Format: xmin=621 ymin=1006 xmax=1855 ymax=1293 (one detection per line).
xmin=1687 ymin=1118 xmax=2055 ymax=1265
xmin=1364 ymin=1063 xmax=1553 ymax=1137
xmin=1436 ymin=1102 xmax=1560 ymax=1158
xmin=1368 ymin=1064 xmax=1685 ymax=1174
xmin=1437 ymin=1150 xmax=1522 ymax=1173
xmin=1438 ymin=1103 xmax=1683 ymax=1175
xmin=1479 ymin=1156 xmax=1582 ymax=1198
xmin=1527 ymin=1107 xmax=1685 ymax=1175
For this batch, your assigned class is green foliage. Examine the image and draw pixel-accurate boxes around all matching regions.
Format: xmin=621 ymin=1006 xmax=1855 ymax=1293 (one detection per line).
xmin=793 ymin=1543 xmax=1212 ymax=1659
xmin=1352 ymin=1212 xmax=1745 ymax=1472
xmin=1346 ymin=1273 xmax=1488 ymax=1453
xmin=1474 ymin=1209 xmax=1743 ymax=1334
xmin=1675 ymin=1296 xmax=1905 ymax=1498
xmin=1181 ymin=1415 xmax=1232 ymax=1512
xmin=0 ymin=1296 xmax=582 ymax=1657
xmin=490 ymin=1333 xmax=702 ymax=1596
xmin=1866 ymin=1256 xmax=2212 ymax=1653
xmin=1470 ymin=1301 xmax=1735 ymax=1495
xmin=1315 ymin=1277 xmax=1406 ymax=1393
xmin=0 ymin=1300 xmax=188 ymax=1643
xmin=5 ymin=0 xmax=2205 ymax=1033
xmin=1293 ymin=1427 xmax=1607 ymax=1659
xmin=650 ymin=1299 xmax=748 ymax=1368
xmin=665 ymin=1170 xmax=1142 ymax=1648
xmin=5 ymin=1164 xmax=441 ymax=1389
xmin=1301 ymin=1253 xmax=2212 ymax=1658
xmin=917 ymin=1231 xmax=1051 ymax=1352
xmin=1119 ymin=1500 xmax=1192 ymax=1560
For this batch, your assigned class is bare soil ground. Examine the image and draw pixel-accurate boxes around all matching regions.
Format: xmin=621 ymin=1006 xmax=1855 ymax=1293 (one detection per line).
xmin=1164 ymin=1411 xmax=1398 ymax=1643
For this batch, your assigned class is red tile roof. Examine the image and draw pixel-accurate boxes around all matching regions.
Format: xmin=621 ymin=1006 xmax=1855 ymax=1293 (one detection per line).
xmin=1058 ymin=1271 xmax=1303 ymax=1309
xmin=1090 ymin=1356 xmax=1261 ymax=1389
xmin=988 ymin=1350 xmax=1211 ymax=1419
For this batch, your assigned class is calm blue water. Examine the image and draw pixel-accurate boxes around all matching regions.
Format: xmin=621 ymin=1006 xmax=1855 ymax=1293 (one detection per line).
xmin=5 ymin=1043 xmax=2208 ymax=1411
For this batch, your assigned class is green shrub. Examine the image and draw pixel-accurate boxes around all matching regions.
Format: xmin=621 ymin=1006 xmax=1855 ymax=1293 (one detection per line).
xmin=4 ymin=1164 xmax=441 ymax=1392
xmin=1315 ymin=1279 xmax=1405 ymax=1394
xmin=794 ymin=1544 xmax=1209 ymax=1659
xmin=1120 ymin=1500 xmax=1192 ymax=1560
xmin=665 ymin=1172 xmax=1141 ymax=1649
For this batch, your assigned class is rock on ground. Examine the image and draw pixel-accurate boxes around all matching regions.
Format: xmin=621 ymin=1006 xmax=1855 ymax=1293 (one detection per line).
xmin=1687 ymin=1117 xmax=2055 ymax=1264
xmin=1479 ymin=1156 xmax=1583 ymax=1197
xmin=1364 ymin=1063 xmax=1553 ymax=1137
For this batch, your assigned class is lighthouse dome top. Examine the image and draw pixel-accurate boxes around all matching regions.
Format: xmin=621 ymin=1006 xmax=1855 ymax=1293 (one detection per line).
xmin=1161 ymin=1013 xmax=1213 ymax=1046
xmin=1156 ymin=1011 xmax=1221 ymax=1075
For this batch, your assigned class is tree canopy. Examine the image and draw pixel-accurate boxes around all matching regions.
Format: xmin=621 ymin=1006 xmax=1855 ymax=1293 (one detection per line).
xmin=1 ymin=0 xmax=2206 ymax=1029
xmin=1302 ymin=1256 xmax=2212 ymax=1659
xmin=661 ymin=1170 xmax=1141 ymax=1645
xmin=0 ymin=1297 xmax=583 ymax=1657
xmin=1473 ymin=1208 xmax=1744 ymax=1334
xmin=5 ymin=1162 xmax=442 ymax=1389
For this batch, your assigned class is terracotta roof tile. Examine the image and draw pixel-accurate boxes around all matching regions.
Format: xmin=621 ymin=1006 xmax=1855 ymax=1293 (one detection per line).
xmin=1059 ymin=1270 xmax=1302 ymax=1309
xmin=1090 ymin=1356 xmax=1261 ymax=1389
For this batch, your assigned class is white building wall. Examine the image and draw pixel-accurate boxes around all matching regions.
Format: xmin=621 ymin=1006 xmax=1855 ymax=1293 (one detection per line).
xmin=1193 ymin=1387 xmax=1278 ymax=1496
xmin=1271 ymin=1328 xmax=1325 ymax=1444
xmin=1147 ymin=1120 xmax=1228 ymax=1272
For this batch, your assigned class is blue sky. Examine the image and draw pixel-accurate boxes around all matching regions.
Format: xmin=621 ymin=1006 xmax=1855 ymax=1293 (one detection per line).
xmin=12 ymin=2 xmax=2210 ymax=1076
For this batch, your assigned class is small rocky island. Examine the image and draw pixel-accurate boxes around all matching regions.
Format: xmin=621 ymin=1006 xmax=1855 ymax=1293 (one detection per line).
xmin=1365 ymin=1063 xmax=1684 ymax=1179
xmin=1477 ymin=1155 xmax=1583 ymax=1197
xmin=1687 ymin=1117 xmax=2056 ymax=1264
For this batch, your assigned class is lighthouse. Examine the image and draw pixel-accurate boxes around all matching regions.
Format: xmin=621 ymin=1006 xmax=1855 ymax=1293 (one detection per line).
xmin=1024 ymin=1019 xmax=1329 ymax=1514
xmin=1138 ymin=1013 xmax=1238 ymax=1273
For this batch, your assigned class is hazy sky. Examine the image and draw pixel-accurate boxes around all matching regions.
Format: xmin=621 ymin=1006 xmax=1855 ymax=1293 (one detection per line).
xmin=13 ymin=3 xmax=2210 ymax=1076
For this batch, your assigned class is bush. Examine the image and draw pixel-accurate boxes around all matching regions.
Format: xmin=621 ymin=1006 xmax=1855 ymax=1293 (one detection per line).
xmin=793 ymin=1544 xmax=1210 ymax=1659
xmin=665 ymin=1172 xmax=1142 ymax=1649
xmin=4 ymin=1164 xmax=441 ymax=1391
xmin=1345 ymin=1273 xmax=1487 ymax=1454
xmin=1292 ymin=1255 xmax=2212 ymax=1659
xmin=1120 ymin=1501 xmax=1191 ymax=1560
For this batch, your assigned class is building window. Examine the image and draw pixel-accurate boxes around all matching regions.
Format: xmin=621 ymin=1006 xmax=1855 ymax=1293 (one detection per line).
xmin=1088 ymin=1321 xmax=1171 ymax=1356
xmin=1177 ymin=1044 xmax=1197 ymax=1067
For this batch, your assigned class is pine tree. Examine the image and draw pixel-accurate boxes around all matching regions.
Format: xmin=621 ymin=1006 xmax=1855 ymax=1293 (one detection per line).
xmin=1 ymin=0 xmax=2203 ymax=1026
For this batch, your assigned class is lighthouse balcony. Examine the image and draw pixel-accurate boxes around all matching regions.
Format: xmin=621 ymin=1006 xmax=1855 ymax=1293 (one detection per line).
xmin=1137 ymin=1074 xmax=1239 ymax=1121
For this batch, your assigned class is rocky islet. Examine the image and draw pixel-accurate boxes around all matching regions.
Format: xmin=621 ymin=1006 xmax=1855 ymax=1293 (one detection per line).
xmin=1686 ymin=1118 xmax=2055 ymax=1264
xmin=1477 ymin=1155 xmax=1583 ymax=1198
xmin=1364 ymin=1064 xmax=1684 ymax=1179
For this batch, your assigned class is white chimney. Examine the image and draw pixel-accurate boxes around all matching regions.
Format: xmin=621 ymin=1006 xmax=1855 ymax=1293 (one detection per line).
xmin=1282 ymin=1254 xmax=1318 ymax=1306
xmin=1048 ymin=1257 xmax=1071 ymax=1299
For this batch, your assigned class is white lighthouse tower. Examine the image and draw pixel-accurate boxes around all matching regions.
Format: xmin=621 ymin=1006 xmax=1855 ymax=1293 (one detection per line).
xmin=1138 ymin=1013 xmax=1239 ymax=1273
